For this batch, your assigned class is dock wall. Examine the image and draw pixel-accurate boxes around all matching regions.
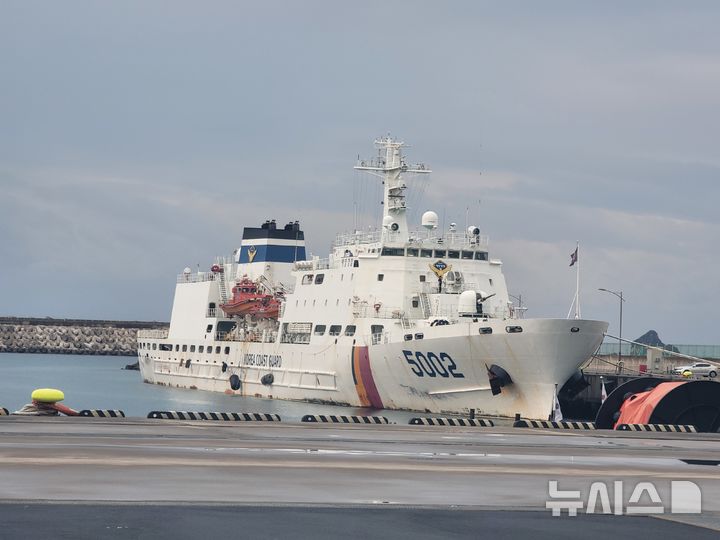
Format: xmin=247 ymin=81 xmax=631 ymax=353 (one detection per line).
xmin=0 ymin=317 xmax=169 ymax=357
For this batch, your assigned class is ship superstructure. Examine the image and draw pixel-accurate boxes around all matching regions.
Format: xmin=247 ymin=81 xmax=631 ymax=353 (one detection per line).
xmin=138 ymin=137 xmax=608 ymax=419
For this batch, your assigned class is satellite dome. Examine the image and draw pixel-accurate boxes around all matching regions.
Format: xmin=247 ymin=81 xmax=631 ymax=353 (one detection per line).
xmin=421 ymin=211 xmax=439 ymax=230
xmin=468 ymin=226 xmax=480 ymax=236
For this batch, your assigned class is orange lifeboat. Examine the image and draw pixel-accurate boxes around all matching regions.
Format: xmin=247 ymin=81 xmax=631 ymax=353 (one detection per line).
xmin=221 ymin=277 xmax=281 ymax=319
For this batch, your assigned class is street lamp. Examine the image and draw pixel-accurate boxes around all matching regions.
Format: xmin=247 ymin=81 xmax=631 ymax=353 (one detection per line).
xmin=598 ymin=288 xmax=625 ymax=371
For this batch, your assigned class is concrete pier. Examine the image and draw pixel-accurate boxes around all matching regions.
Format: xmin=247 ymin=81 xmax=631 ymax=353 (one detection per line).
xmin=0 ymin=418 xmax=718 ymax=537
xmin=0 ymin=317 xmax=167 ymax=356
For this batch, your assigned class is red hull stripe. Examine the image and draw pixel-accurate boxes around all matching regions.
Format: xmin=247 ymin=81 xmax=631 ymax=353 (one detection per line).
xmin=352 ymin=346 xmax=384 ymax=409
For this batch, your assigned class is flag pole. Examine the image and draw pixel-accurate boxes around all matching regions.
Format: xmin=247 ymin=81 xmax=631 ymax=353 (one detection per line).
xmin=575 ymin=241 xmax=580 ymax=319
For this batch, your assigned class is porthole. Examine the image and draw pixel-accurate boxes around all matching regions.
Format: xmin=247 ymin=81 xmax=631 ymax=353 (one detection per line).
xmin=570 ymin=327 xmax=580 ymax=333
xmin=505 ymin=326 xmax=523 ymax=333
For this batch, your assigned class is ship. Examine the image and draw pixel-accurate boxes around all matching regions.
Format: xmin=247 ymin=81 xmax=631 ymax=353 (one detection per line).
xmin=138 ymin=137 xmax=608 ymax=419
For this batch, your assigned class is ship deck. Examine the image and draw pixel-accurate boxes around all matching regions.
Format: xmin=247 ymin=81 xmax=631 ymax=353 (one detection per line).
xmin=1 ymin=418 xmax=718 ymax=538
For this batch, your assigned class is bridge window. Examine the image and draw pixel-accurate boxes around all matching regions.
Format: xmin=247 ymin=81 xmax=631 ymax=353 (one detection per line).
xmin=315 ymin=274 xmax=324 ymax=284
xmin=159 ymin=344 xmax=172 ymax=351
xmin=182 ymin=345 xmax=188 ymax=352
xmin=377 ymin=274 xmax=384 ymax=281
xmin=421 ymin=249 xmax=433 ymax=257
xmin=475 ymin=252 xmax=488 ymax=261
xmin=344 ymin=325 xmax=356 ymax=336
xmin=314 ymin=324 xmax=326 ymax=335
xmin=381 ymin=247 xmax=404 ymax=256
xmin=461 ymin=251 xmax=474 ymax=260
xmin=353 ymin=260 xmax=359 ymax=267
xmin=199 ymin=345 xmax=204 ymax=353
xmin=329 ymin=325 xmax=342 ymax=336
xmin=190 ymin=345 xmax=196 ymax=352
xmin=175 ymin=344 xmax=179 ymax=352
xmin=152 ymin=343 xmax=157 ymax=350
xmin=406 ymin=248 xmax=419 ymax=257
xmin=448 ymin=250 xmax=460 ymax=259
xmin=215 ymin=346 xmax=221 ymax=354
xmin=419 ymin=275 xmax=426 ymax=282
xmin=224 ymin=346 xmax=230 ymax=354
xmin=434 ymin=250 xmax=446 ymax=258
xmin=302 ymin=274 xmax=313 ymax=285
xmin=206 ymin=324 xmax=213 ymax=333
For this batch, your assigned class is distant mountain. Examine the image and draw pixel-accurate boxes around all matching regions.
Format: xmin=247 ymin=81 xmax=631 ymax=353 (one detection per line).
xmin=634 ymin=330 xmax=679 ymax=353
xmin=634 ymin=330 xmax=665 ymax=347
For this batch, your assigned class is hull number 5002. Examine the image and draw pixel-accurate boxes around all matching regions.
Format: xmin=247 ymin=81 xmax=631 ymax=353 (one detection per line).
xmin=402 ymin=350 xmax=465 ymax=378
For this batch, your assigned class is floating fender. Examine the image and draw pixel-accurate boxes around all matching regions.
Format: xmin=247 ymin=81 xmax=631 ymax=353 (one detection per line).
xmin=594 ymin=377 xmax=666 ymax=429
xmin=31 ymin=388 xmax=65 ymax=403
xmin=409 ymin=417 xmax=494 ymax=427
xmin=513 ymin=419 xmax=596 ymax=429
xmin=79 ymin=409 xmax=125 ymax=418
xmin=260 ymin=373 xmax=274 ymax=386
xmin=617 ymin=380 xmax=720 ymax=433
xmin=0 ymin=408 xmax=8 ymax=416
xmin=301 ymin=414 xmax=389 ymax=424
xmin=487 ymin=364 xmax=512 ymax=396
xmin=229 ymin=374 xmax=241 ymax=391
xmin=147 ymin=411 xmax=280 ymax=421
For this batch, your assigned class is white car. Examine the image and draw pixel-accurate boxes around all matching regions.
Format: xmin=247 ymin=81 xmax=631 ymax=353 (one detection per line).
xmin=672 ymin=362 xmax=718 ymax=378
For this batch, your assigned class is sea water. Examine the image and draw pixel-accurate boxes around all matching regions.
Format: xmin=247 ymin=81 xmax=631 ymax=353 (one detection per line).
xmin=0 ymin=353 xmax=418 ymax=422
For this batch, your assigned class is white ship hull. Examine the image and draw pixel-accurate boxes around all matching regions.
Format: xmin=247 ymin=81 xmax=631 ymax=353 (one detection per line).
xmin=139 ymin=137 xmax=609 ymax=420
xmin=139 ymin=317 xmax=606 ymax=419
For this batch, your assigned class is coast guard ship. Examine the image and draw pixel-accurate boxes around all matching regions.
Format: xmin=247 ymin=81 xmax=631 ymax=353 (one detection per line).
xmin=138 ymin=137 xmax=608 ymax=419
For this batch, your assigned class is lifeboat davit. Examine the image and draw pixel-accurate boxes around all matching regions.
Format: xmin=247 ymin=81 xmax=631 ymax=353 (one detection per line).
xmin=221 ymin=277 xmax=281 ymax=319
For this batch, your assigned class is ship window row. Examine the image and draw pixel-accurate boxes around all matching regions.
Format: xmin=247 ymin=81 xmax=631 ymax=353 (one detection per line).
xmin=381 ymin=247 xmax=487 ymax=260
xmin=313 ymin=324 xmax=356 ymax=337
xmin=141 ymin=343 xmax=231 ymax=355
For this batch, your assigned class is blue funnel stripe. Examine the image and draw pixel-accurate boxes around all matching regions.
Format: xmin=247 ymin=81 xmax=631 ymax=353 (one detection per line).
xmin=238 ymin=244 xmax=306 ymax=264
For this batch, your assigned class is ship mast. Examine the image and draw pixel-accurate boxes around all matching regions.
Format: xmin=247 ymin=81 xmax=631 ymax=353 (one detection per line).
xmin=354 ymin=136 xmax=431 ymax=243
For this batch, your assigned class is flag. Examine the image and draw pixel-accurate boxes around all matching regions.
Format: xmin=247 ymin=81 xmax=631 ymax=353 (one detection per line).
xmin=569 ymin=247 xmax=578 ymax=267
xmin=552 ymin=390 xmax=563 ymax=422
xmin=600 ymin=380 xmax=607 ymax=404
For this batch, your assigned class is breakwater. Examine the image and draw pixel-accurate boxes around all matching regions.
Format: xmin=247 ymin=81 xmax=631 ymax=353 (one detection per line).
xmin=0 ymin=317 xmax=169 ymax=356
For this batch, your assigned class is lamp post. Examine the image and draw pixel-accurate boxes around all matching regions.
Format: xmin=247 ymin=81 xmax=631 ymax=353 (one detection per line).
xmin=598 ymin=288 xmax=625 ymax=371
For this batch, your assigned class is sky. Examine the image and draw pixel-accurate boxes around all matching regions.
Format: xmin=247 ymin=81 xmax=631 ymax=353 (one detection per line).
xmin=1 ymin=1 xmax=719 ymax=344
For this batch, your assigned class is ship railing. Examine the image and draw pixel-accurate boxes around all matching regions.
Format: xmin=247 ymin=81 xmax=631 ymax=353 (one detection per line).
xmin=177 ymin=272 xmax=217 ymax=284
xmin=352 ymin=305 xmax=407 ymax=320
xmin=333 ymin=229 xmax=489 ymax=248
xmin=207 ymin=307 xmax=217 ymax=317
xmin=216 ymin=330 xmax=278 ymax=343
xmin=138 ymin=329 xmax=169 ymax=339
xmin=293 ymin=257 xmax=331 ymax=271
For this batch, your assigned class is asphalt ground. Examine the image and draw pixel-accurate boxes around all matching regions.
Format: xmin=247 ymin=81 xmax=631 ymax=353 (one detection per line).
xmin=0 ymin=418 xmax=718 ymax=538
